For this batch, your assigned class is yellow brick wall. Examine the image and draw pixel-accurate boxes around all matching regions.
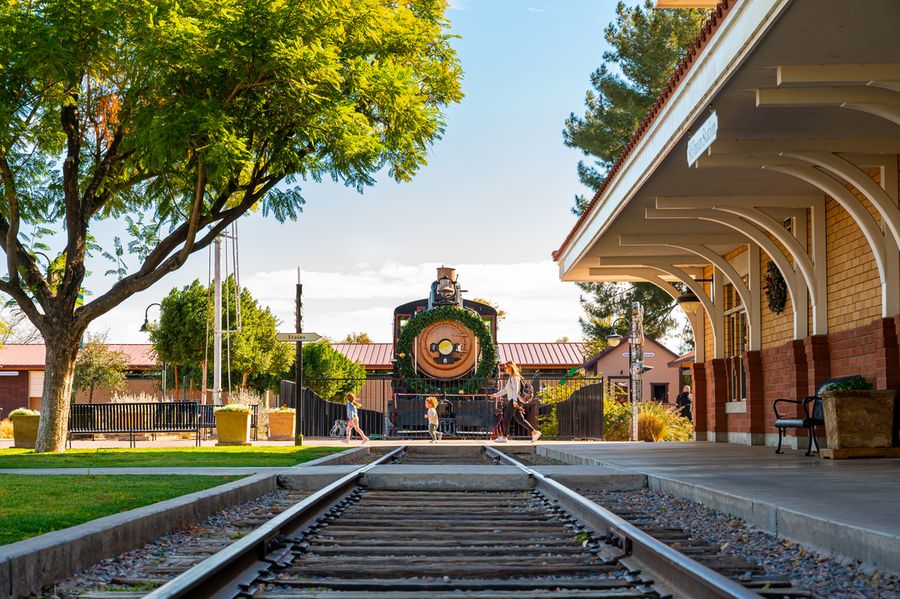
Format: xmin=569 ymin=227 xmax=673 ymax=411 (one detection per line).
xmin=825 ymin=168 xmax=882 ymax=333
xmin=760 ymin=232 xmax=795 ymax=349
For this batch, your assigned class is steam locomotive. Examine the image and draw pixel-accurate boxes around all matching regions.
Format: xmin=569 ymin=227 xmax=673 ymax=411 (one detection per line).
xmin=390 ymin=267 xmax=501 ymax=435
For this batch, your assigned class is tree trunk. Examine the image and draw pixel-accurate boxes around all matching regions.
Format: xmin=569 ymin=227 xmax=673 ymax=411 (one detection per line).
xmin=89 ymin=383 xmax=94 ymax=404
xmin=241 ymin=371 xmax=249 ymax=391
xmin=34 ymin=332 xmax=82 ymax=453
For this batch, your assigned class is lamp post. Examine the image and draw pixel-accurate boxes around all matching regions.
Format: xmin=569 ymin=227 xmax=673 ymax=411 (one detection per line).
xmin=606 ymin=302 xmax=645 ymax=442
xmin=139 ymin=303 xmax=165 ymax=401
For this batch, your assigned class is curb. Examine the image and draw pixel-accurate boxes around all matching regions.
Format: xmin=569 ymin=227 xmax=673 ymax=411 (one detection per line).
xmin=0 ymin=473 xmax=277 ymax=599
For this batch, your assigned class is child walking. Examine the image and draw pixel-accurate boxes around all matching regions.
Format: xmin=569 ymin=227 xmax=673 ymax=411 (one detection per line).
xmin=344 ymin=393 xmax=369 ymax=444
xmin=425 ymin=397 xmax=443 ymax=443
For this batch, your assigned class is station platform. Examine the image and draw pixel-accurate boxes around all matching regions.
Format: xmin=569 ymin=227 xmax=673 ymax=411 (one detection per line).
xmin=539 ymin=442 xmax=900 ymax=575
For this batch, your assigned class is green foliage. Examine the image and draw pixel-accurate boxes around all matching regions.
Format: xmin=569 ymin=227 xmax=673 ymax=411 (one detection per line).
xmin=395 ymin=305 xmax=498 ymax=393
xmin=9 ymin=408 xmax=39 ymax=417
xmin=214 ymin=403 xmax=251 ymax=413
xmin=73 ymin=334 xmax=128 ymax=402
xmin=150 ymin=278 xmax=293 ymax=393
xmin=823 ymin=376 xmax=873 ymax=392
xmin=564 ymin=1 xmax=707 ymax=193
xmin=340 ymin=332 xmax=372 ymax=344
xmin=150 ymin=280 xmax=209 ymax=369
xmin=604 ymin=399 xmax=693 ymax=442
xmin=302 ymin=341 xmax=366 ymax=402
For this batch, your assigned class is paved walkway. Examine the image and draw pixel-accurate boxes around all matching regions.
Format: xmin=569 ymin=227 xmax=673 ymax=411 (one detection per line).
xmin=540 ymin=442 xmax=900 ymax=573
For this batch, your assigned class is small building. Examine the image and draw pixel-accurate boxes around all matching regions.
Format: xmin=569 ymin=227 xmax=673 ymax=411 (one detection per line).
xmin=0 ymin=344 xmax=159 ymax=416
xmin=581 ymin=337 xmax=681 ymax=404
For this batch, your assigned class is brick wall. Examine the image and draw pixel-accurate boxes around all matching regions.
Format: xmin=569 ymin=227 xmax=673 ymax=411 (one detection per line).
xmin=0 ymin=371 xmax=29 ymax=419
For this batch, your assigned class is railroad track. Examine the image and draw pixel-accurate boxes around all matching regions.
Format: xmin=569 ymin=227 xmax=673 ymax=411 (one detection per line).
xmin=95 ymin=444 xmax=779 ymax=598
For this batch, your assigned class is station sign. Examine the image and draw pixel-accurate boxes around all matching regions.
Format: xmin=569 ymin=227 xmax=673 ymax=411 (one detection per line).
xmin=687 ymin=110 xmax=718 ymax=166
xmin=276 ymin=332 xmax=322 ymax=342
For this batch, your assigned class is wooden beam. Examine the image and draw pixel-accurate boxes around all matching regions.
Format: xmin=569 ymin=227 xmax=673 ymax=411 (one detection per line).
xmin=777 ymin=64 xmax=900 ymax=86
xmin=709 ymin=138 xmax=900 ymax=155
xmin=656 ymin=195 xmax=820 ymax=209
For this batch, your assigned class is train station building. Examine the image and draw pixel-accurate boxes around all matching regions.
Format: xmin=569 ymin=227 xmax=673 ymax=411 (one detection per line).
xmin=554 ymin=0 xmax=900 ymax=449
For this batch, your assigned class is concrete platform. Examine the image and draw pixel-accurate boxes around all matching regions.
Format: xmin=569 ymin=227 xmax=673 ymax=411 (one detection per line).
xmin=539 ymin=442 xmax=900 ymax=574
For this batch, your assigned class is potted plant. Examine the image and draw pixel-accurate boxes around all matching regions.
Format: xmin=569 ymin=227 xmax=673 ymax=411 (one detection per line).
xmin=9 ymin=408 xmax=40 ymax=449
xmin=821 ymin=376 xmax=896 ymax=450
xmin=267 ymin=405 xmax=296 ymax=441
xmin=214 ymin=404 xmax=252 ymax=446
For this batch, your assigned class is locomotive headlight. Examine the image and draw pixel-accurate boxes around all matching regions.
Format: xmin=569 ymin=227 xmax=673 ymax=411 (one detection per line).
xmin=437 ymin=339 xmax=454 ymax=356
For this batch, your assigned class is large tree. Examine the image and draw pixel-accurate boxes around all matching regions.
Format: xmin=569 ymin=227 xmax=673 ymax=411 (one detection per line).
xmin=148 ymin=279 xmax=209 ymax=397
xmin=0 ymin=0 xmax=462 ymax=451
xmin=564 ymin=2 xmax=706 ymax=353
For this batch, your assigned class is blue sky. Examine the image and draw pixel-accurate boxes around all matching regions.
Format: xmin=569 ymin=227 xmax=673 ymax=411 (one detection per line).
xmin=74 ymin=0 xmax=622 ymax=343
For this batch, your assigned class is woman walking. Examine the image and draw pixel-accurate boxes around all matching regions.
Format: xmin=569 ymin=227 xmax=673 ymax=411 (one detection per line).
xmin=491 ymin=361 xmax=541 ymax=443
xmin=344 ymin=393 xmax=369 ymax=444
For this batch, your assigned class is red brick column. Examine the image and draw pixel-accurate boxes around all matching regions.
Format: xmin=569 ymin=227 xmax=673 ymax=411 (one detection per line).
xmin=872 ymin=317 xmax=900 ymax=391
xmin=706 ymin=358 xmax=728 ymax=441
xmin=804 ymin=335 xmax=831 ymax=396
xmin=690 ymin=362 xmax=707 ymax=435
xmin=744 ymin=350 xmax=765 ymax=437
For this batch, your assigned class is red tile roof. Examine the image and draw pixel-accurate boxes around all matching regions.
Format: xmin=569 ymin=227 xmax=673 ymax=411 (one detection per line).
xmin=333 ymin=342 xmax=588 ymax=370
xmin=553 ymin=0 xmax=736 ymax=261
xmin=0 ymin=344 xmax=158 ymax=369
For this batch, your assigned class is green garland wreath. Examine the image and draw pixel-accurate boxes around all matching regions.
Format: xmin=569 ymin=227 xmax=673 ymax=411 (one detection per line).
xmin=765 ymin=260 xmax=787 ymax=314
xmin=395 ymin=305 xmax=498 ymax=393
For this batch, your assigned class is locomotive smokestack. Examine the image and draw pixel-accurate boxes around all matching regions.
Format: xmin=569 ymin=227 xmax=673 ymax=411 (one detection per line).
xmin=436 ymin=266 xmax=456 ymax=282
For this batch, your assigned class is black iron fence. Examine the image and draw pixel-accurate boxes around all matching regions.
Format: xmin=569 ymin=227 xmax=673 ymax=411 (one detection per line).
xmin=68 ymin=402 xmax=260 ymax=447
xmin=281 ymin=375 xmax=604 ymax=440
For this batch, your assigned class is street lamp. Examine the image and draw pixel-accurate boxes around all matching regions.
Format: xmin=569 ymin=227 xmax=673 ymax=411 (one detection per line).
xmin=606 ymin=304 xmax=645 ymax=441
xmin=140 ymin=303 xmax=162 ymax=332
xmin=676 ymin=289 xmax=703 ymax=317
xmin=140 ymin=303 xmax=165 ymax=400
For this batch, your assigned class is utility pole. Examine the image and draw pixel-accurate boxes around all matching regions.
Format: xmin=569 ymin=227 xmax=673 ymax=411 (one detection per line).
xmin=212 ymin=237 xmax=223 ymax=405
xmin=294 ymin=267 xmax=303 ymax=443
xmin=630 ymin=302 xmax=644 ymax=441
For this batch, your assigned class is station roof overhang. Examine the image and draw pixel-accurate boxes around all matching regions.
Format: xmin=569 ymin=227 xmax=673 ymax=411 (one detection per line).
xmin=554 ymin=0 xmax=900 ymax=287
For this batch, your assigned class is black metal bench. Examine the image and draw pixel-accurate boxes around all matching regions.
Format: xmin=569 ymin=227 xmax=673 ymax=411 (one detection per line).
xmin=773 ymin=375 xmax=860 ymax=456
xmin=68 ymin=401 xmax=202 ymax=448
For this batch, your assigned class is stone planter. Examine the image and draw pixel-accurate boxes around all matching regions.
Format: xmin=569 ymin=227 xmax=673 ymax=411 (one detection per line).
xmin=267 ymin=411 xmax=296 ymax=441
xmin=215 ymin=411 xmax=251 ymax=446
xmin=821 ymin=390 xmax=896 ymax=450
xmin=11 ymin=414 xmax=40 ymax=449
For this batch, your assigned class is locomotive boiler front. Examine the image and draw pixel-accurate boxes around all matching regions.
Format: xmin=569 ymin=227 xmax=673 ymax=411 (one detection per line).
xmin=416 ymin=318 xmax=480 ymax=379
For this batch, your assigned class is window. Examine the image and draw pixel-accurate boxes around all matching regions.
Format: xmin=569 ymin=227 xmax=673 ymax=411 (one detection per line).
xmin=723 ymin=281 xmax=748 ymax=401
xmin=650 ymin=383 xmax=669 ymax=403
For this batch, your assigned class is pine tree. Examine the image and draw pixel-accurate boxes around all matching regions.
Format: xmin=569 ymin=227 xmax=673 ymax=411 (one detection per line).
xmin=564 ymin=1 xmax=707 ymax=354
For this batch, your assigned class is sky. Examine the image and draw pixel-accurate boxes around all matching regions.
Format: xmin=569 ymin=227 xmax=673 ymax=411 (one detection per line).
xmin=13 ymin=0 xmax=627 ymax=345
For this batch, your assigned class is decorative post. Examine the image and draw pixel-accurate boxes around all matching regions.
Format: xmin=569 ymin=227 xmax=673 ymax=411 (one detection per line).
xmin=212 ymin=237 xmax=223 ymax=406
xmin=630 ymin=302 xmax=644 ymax=441
xmin=294 ymin=268 xmax=303 ymax=444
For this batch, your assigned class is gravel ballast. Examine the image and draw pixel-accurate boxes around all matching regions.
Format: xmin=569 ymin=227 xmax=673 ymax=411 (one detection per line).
xmin=598 ymin=488 xmax=900 ymax=599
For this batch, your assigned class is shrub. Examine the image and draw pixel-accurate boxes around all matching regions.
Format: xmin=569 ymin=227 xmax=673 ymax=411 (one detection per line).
xmin=214 ymin=404 xmax=252 ymax=414
xmin=0 ymin=419 xmax=13 ymax=438
xmin=270 ymin=405 xmax=296 ymax=413
xmin=637 ymin=412 xmax=666 ymax=442
xmin=604 ymin=400 xmax=693 ymax=442
xmin=9 ymin=408 xmax=39 ymax=417
xmin=823 ymin=375 xmax=873 ymax=392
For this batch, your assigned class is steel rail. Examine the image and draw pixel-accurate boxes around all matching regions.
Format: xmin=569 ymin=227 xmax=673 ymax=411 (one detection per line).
xmin=484 ymin=445 xmax=761 ymax=599
xmin=144 ymin=445 xmax=405 ymax=599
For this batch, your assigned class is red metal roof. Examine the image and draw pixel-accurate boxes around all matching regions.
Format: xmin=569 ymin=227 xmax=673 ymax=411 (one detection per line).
xmin=331 ymin=343 xmax=395 ymax=369
xmin=553 ymin=0 xmax=735 ymax=261
xmin=333 ymin=342 xmax=588 ymax=370
xmin=667 ymin=351 xmax=695 ymax=368
xmin=0 ymin=344 xmax=158 ymax=369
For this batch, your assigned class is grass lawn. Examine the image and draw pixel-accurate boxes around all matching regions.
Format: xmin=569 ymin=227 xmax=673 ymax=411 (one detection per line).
xmin=0 ymin=474 xmax=240 ymax=545
xmin=0 ymin=445 xmax=346 ymax=469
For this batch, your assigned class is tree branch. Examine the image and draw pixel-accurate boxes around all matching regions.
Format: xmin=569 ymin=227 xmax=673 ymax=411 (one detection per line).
xmin=0 ymin=279 xmax=44 ymax=331
xmin=178 ymin=158 xmax=207 ymax=263
xmin=58 ymin=84 xmax=87 ymax=309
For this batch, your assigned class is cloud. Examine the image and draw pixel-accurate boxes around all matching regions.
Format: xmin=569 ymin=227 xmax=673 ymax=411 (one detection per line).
xmin=527 ymin=7 xmax=547 ymax=13
xmin=90 ymin=260 xmax=586 ymax=345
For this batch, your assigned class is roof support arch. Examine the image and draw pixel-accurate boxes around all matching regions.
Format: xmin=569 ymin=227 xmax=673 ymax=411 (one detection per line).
xmin=618 ymin=236 xmax=760 ymax=351
xmin=587 ymin=265 xmax=714 ymax=360
xmin=646 ymin=208 xmax=810 ymax=339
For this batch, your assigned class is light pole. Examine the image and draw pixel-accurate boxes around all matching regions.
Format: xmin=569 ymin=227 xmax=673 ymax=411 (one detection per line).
xmin=606 ymin=302 xmax=645 ymax=441
xmin=140 ymin=303 xmax=165 ymax=401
